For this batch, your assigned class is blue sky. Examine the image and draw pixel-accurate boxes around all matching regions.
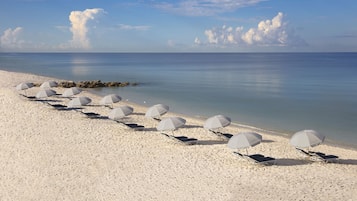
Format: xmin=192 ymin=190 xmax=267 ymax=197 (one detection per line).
xmin=0 ymin=0 xmax=356 ymax=52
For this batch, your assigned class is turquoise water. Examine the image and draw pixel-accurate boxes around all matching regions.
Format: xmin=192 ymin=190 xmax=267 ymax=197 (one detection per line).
xmin=1 ymin=53 xmax=357 ymax=147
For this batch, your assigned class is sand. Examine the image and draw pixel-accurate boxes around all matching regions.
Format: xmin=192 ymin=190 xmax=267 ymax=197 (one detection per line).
xmin=0 ymin=70 xmax=356 ymax=201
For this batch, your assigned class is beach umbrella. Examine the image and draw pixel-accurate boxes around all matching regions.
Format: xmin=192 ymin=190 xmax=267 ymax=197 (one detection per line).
xmin=203 ymin=115 xmax=231 ymax=130
xmin=68 ymin=96 xmax=91 ymax=108
xmin=290 ymin=130 xmax=325 ymax=148
xmin=108 ymin=105 xmax=134 ymax=120
xmin=145 ymin=104 xmax=169 ymax=119
xmin=157 ymin=117 xmax=186 ymax=132
xmin=16 ymin=82 xmax=34 ymax=96
xmin=100 ymin=94 xmax=122 ymax=107
xmin=35 ymin=89 xmax=56 ymax=99
xmin=227 ymin=132 xmax=262 ymax=150
xmin=62 ymin=87 xmax=82 ymax=97
xmin=40 ymin=80 xmax=58 ymax=88
xmin=16 ymin=82 xmax=34 ymax=91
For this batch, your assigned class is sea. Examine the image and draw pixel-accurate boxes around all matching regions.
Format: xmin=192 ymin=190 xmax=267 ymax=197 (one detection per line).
xmin=1 ymin=52 xmax=357 ymax=148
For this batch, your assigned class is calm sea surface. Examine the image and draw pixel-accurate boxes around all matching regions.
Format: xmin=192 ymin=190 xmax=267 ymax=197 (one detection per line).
xmin=1 ymin=53 xmax=357 ymax=147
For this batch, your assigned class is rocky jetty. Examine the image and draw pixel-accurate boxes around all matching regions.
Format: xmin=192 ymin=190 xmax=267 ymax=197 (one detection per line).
xmin=35 ymin=80 xmax=138 ymax=88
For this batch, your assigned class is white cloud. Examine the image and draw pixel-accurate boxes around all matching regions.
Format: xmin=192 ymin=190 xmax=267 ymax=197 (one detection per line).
xmin=118 ymin=24 xmax=151 ymax=31
xmin=155 ymin=0 xmax=265 ymax=16
xmin=67 ymin=8 xmax=104 ymax=49
xmin=0 ymin=27 xmax=24 ymax=49
xmin=196 ymin=12 xmax=306 ymax=48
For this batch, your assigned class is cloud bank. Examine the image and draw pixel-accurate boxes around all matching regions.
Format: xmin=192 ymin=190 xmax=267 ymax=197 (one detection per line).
xmin=195 ymin=12 xmax=306 ymax=48
xmin=155 ymin=0 xmax=265 ymax=16
xmin=68 ymin=8 xmax=104 ymax=49
xmin=0 ymin=27 xmax=24 ymax=49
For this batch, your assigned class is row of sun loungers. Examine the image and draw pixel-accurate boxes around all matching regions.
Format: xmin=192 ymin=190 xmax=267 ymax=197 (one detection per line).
xmin=17 ymin=87 xmax=340 ymax=166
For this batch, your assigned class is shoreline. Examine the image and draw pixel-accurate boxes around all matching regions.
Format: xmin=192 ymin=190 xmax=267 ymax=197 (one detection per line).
xmin=1 ymin=69 xmax=357 ymax=200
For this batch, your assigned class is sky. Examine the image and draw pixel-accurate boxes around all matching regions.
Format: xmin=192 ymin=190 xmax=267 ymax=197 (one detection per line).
xmin=0 ymin=0 xmax=356 ymax=52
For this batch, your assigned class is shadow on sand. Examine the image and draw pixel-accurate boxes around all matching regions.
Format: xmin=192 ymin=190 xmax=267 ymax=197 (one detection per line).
xmin=197 ymin=140 xmax=228 ymax=145
xmin=184 ymin=124 xmax=203 ymax=129
xmin=273 ymin=158 xmax=312 ymax=166
xmin=335 ymin=159 xmax=357 ymax=165
xmin=262 ymin=139 xmax=275 ymax=143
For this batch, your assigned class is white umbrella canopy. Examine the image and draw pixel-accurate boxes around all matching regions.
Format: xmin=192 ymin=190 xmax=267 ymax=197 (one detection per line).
xmin=227 ymin=132 xmax=262 ymax=150
xmin=156 ymin=117 xmax=186 ymax=131
xmin=40 ymin=80 xmax=58 ymax=88
xmin=100 ymin=94 xmax=122 ymax=106
xmin=108 ymin=105 xmax=134 ymax=120
xmin=35 ymin=89 xmax=56 ymax=99
xmin=203 ymin=114 xmax=231 ymax=130
xmin=62 ymin=87 xmax=82 ymax=97
xmin=16 ymin=82 xmax=34 ymax=91
xmin=68 ymin=96 xmax=92 ymax=108
xmin=145 ymin=104 xmax=169 ymax=119
xmin=290 ymin=130 xmax=325 ymax=148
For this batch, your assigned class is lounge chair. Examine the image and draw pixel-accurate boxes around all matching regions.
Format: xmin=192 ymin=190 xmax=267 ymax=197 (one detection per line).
xmin=161 ymin=133 xmax=198 ymax=145
xmin=295 ymin=148 xmax=338 ymax=163
xmin=78 ymin=111 xmax=109 ymax=119
xmin=114 ymin=121 xmax=145 ymax=131
xmin=19 ymin=94 xmax=36 ymax=100
xmin=233 ymin=151 xmax=275 ymax=165
xmin=210 ymin=130 xmax=233 ymax=140
xmin=309 ymin=151 xmax=339 ymax=163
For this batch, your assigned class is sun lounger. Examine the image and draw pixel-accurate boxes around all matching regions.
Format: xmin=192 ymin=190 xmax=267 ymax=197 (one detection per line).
xmin=210 ymin=130 xmax=233 ymax=140
xmin=20 ymin=94 xmax=36 ymax=99
xmin=114 ymin=121 xmax=145 ymax=130
xmin=295 ymin=148 xmax=338 ymax=163
xmin=161 ymin=133 xmax=198 ymax=145
xmin=233 ymin=151 xmax=275 ymax=165
xmin=124 ymin=123 xmax=145 ymax=130
xmin=308 ymin=151 xmax=339 ymax=163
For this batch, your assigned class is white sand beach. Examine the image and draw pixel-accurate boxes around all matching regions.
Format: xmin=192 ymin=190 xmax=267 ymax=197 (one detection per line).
xmin=1 ymin=70 xmax=357 ymax=201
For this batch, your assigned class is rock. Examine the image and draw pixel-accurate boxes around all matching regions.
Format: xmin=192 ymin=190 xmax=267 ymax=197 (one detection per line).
xmin=35 ymin=80 xmax=138 ymax=88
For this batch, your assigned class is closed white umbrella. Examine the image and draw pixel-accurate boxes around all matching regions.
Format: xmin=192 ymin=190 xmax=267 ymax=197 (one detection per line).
xmin=227 ymin=132 xmax=262 ymax=150
xmin=40 ymin=80 xmax=58 ymax=88
xmin=203 ymin=115 xmax=231 ymax=130
xmin=35 ymin=89 xmax=56 ymax=99
xmin=145 ymin=104 xmax=169 ymax=119
xmin=100 ymin=94 xmax=122 ymax=107
xmin=62 ymin=87 xmax=81 ymax=97
xmin=68 ymin=96 xmax=91 ymax=108
xmin=290 ymin=130 xmax=325 ymax=148
xmin=157 ymin=117 xmax=186 ymax=131
xmin=108 ymin=105 xmax=134 ymax=120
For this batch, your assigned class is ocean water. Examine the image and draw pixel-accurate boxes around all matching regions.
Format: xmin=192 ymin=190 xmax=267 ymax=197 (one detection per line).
xmin=1 ymin=52 xmax=357 ymax=147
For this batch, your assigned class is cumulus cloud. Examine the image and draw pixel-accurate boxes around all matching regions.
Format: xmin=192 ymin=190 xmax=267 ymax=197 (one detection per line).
xmin=0 ymin=27 xmax=24 ymax=49
xmin=195 ymin=12 xmax=306 ymax=47
xmin=118 ymin=24 xmax=151 ymax=31
xmin=68 ymin=8 xmax=104 ymax=49
xmin=155 ymin=0 xmax=265 ymax=16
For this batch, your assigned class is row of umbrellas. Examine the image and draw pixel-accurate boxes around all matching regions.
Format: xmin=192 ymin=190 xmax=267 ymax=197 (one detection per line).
xmin=16 ymin=82 xmax=327 ymax=151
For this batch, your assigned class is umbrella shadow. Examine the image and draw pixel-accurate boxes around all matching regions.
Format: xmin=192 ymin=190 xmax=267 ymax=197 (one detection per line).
xmin=335 ymin=159 xmax=357 ymax=165
xmin=142 ymin=127 xmax=158 ymax=132
xmin=274 ymin=158 xmax=312 ymax=166
xmin=262 ymin=139 xmax=275 ymax=143
xmin=184 ymin=124 xmax=203 ymax=129
xmin=197 ymin=140 xmax=227 ymax=145
xmin=132 ymin=112 xmax=145 ymax=115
